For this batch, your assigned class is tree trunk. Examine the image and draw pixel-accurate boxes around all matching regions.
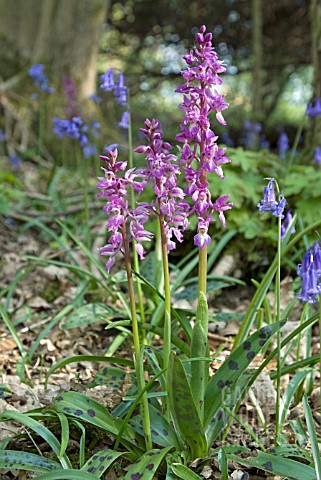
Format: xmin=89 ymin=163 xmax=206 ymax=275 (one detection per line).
xmin=307 ymin=0 xmax=321 ymax=156
xmin=250 ymin=0 xmax=263 ymax=148
xmin=0 ymin=0 xmax=109 ymax=98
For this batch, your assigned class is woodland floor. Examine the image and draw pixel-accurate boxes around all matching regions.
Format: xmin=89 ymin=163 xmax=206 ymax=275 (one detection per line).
xmin=0 ymin=161 xmax=320 ymax=479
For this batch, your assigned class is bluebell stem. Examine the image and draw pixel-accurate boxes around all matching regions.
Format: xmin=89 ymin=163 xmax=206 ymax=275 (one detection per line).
xmin=277 ymin=132 xmax=289 ymax=158
xmin=295 ymin=241 xmax=321 ymax=304
xmin=257 ymin=178 xmax=286 ymax=219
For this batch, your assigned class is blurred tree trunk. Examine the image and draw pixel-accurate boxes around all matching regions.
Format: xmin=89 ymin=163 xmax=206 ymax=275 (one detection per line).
xmin=0 ymin=0 xmax=109 ymax=98
xmin=250 ymin=0 xmax=263 ymax=148
xmin=307 ymin=0 xmax=321 ymax=155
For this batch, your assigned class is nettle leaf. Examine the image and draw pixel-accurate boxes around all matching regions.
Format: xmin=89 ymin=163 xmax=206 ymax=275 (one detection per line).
xmin=0 ymin=450 xmax=60 ymax=473
xmin=52 ymin=391 xmax=141 ymax=453
xmin=204 ymin=321 xmax=283 ymax=427
xmin=167 ymin=353 xmax=207 ymax=459
xmin=124 ymin=446 xmax=173 ymax=480
xmin=61 ymin=303 xmax=126 ymax=329
xmin=81 ymin=449 xmax=124 ymax=477
xmin=228 ymin=451 xmax=317 ymax=479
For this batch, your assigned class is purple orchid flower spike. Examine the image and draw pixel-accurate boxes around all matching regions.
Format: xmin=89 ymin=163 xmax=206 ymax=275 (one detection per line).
xmin=175 ymin=25 xmax=232 ymax=247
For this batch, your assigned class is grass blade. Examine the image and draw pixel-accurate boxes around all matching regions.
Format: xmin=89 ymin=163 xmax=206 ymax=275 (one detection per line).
xmin=303 ymin=395 xmax=321 ymax=479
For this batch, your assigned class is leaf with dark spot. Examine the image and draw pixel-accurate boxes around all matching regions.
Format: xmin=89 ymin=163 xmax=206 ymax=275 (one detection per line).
xmin=204 ymin=321 xmax=283 ymax=427
xmin=124 ymin=447 xmax=173 ymax=480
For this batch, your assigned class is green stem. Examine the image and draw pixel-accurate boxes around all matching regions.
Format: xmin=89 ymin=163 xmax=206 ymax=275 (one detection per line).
xmin=38 ymin=91 xmax=46 ymax=158
xmin=127 ymin=109 xmax=146 ymax=342
xmin=122 ymin=222 xmax=152 ymax=450
xmin=198 ymin=245 xmax=207 ymax=296
xmin=319 ymin=297 xmax=321 ymax=413
xmin=80 ymin=152 xmax=91 ymax=253
xmin=275 ymin=216 xmax=282 ymax=445
xmin=159 ymin=213 xmax=171 ymax=418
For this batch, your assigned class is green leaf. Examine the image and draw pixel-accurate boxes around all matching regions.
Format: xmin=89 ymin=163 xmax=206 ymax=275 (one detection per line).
xmin=205 ymin=371 xmax=253 ymax=445
xmin=81 ymin=449 xmax=124 ymax=477
xmin=124 ymin=446 xmax=173 ymax=479
xmin=130 ymin=404 xmax=180 ymax=449
xmin=32 ymin=470 xmax=100 ymax=479
xmin=0 ymin=450 xmax=60 ymax=473
xmin=218 ymin=448 xmax=229 ymax=480
xmin=228 ymin=451 xmax=317 ymax=479
xmin=167 ymin=353 xmax=207 ymax=459
xmin=52 ymin=391 xmax=141 ymax=453
xmin=170 ymin=463 xmax=203 ymax=480
xmin=269 ymin=444 xmax=312 ymax=463
xmin=303 ymin=395 xmax=321 ymax=477
xmin=0 ymin=411 xmax=71 ymax=468
xmin=61 ymin=303 xmax=126 ymax=329
xmin=45 ymin=355 xmax=134 ymax=388
xmin=204 ymin=321 xmax=283 ymax=427
xmin=278 ymin=370 xmax=310 ymax=431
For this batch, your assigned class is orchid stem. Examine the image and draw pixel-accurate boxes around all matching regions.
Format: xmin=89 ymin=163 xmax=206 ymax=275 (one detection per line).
xmin=122 ymin=222 xmax=152 ymax=450
xmin=127 ymin=108 xmax=146 ymax=343
xmin=159 ymin=213 xmax=171 ymax=419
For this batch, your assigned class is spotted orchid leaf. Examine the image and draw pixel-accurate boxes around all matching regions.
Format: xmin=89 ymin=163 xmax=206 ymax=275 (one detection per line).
xmin=52 ymin=391 xmax=142 ymax=454
xmin=205 ymin=370 xmax=253 ymax=446
xmin=81 ymin=449 xmax=125 ymax=477
xmin=204 ymin=321 xmax=284 ymax=427
xmin=130 ymin=404 xmax=180 ymax=449
xmin=0 ymin=450 xmax=60 ymax=473
xmin=167 ymin=353 xmax=207 ymax=459
xmin=227 ymin=451 xmax=317 ymax=479
xmin=0 ymin=410 xmax=71 ymax=468
xmin=124 ymin=446 xmax=173 ymax=480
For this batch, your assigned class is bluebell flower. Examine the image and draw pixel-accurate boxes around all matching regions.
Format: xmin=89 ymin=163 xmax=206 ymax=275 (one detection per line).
xmin=295 ymin=241 xmax=321 ymax=303
xmin=89 ymin=93 xmax=102 ymax=104
xmin=278 ymin=132 xmax=289 ymax=158
xmin=29 ymin=64 xmax=54 ymax=94
xmin=83 ymin=144 xmax=97 ymax=159
xmin=307 ymin=97 xmax=321 ymax=117
xmin=100 ymin=69 xmax=116 ymax=92
xmin=257 ymin=178 xmax=287 ymax=219
xmin=314 ymin=146 xmax=321 ymax=164
xmin=118 ymin=111 xmax=130 ymax=129
xmin=104 ymin=143 xmax=119 ymax=153
xmin=9 ymin=154 xmax=21 ymax=167
xmin=52 ymin=116 xmax=88 ymax=146
xmin=281 ymin=210 xmax=295 ymax=240
xmin=0 ymin=129 xmax=6 ymax=142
